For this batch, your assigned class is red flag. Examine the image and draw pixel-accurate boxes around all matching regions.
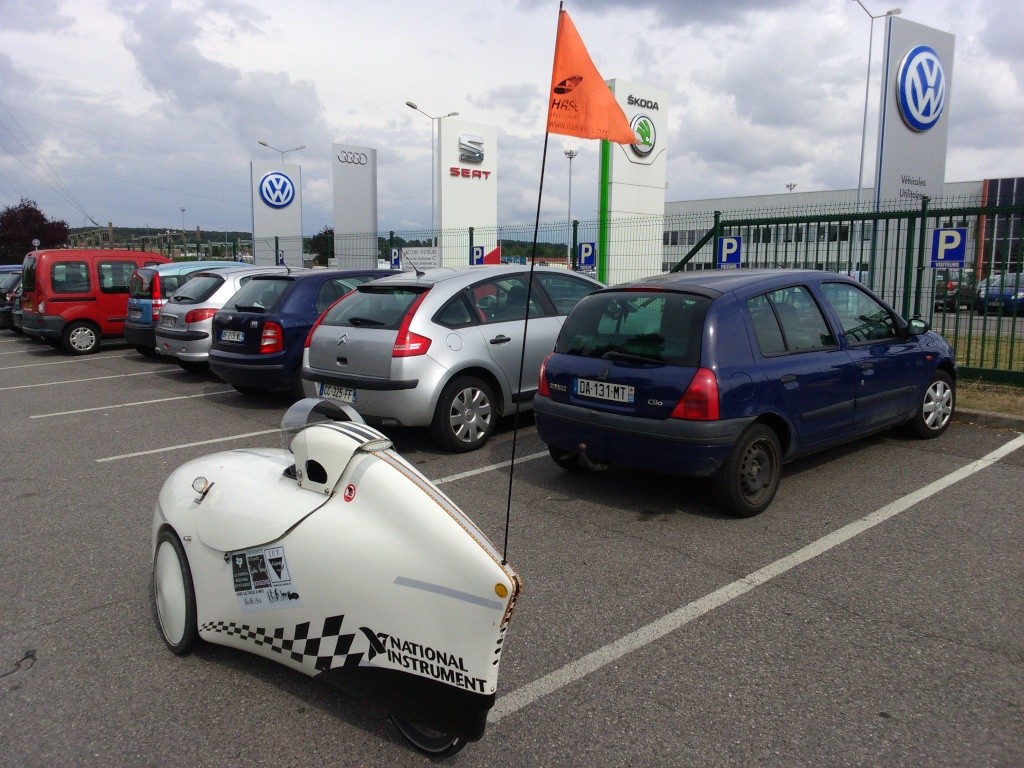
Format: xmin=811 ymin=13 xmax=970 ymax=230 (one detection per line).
xmin=545 ymin=8 xmax=635 ymax=144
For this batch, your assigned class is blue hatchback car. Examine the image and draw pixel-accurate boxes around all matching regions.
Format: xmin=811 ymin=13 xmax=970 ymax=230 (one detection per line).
xmin=208 ymin=268 xmax=395 ymax=397
xmin=534 ymin=269 xmax=958 ymax=517
xmin=125 ymin=260 xmax=240 ymax=355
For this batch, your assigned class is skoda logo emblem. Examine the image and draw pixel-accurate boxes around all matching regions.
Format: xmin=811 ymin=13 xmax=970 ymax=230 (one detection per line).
xmin=630 ymin=114 xmax=656 ymax=158
xmin=259 ymin=172 xmax=295 ymax=209
xmin=896 ymin=45 xmax=946 ymax=132
xmin=337 ymin=151 xmax=368 ymax=165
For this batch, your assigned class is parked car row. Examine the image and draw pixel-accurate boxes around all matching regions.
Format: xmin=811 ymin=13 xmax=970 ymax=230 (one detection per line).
xmin=5 ymin=252 xmax=959 ymax=517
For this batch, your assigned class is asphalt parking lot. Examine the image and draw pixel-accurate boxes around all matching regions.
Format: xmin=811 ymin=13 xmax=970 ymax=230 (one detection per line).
xmin=1 ymin=333 xmax=1022 ymax=767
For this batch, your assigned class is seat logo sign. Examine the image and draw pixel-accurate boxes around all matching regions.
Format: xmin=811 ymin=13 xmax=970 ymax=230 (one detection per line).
xmin=896 ymin=45 xmax=946 ymax=132
xmin=258 ymin=172 xmax=295 ymax=209
xmin=459 ymin=134 xmax=484 ymax=164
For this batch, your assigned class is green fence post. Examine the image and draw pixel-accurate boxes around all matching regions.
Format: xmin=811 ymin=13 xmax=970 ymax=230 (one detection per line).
xmin=713 ymin=211 xmax=722 ymax=269
xmin=469 ymin=227 xmax=474 ymax=265
xmin=913 ymin=196 xmax=931 ymax=318
xmin=571 ymin=219 xmax=580 ymax=270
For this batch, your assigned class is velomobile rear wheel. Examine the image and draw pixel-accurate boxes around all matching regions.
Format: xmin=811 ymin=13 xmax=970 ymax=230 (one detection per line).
xmin=390 ymin=714 xmax=465 ymax=757
xmin=153 ymin=529 xmax=198 ymax=654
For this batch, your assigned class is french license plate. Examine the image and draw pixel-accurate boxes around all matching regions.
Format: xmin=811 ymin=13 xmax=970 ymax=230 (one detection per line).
xmin=574 ymin=378 xmax=635 ymax=403
xmin=160 ymin=315 xmax=176 ymax=327
xmin=221 ymin=330 xmax=244 ymax=342
xmin=320 ymin=383 xmax=356 ymax=403
xmin=129 ymin=309 xmax=142 ymax=319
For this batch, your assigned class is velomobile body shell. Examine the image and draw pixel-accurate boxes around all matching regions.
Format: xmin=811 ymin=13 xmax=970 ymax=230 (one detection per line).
xmin=152 ymin=417 xmax=520 ymax=741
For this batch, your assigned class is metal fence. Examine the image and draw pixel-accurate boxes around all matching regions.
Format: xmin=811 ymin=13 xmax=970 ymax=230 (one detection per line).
xmin=117 ymin=195 xmax=1023 ymax=386
xmin=662 ymin=195 xmax=1023 ymax=386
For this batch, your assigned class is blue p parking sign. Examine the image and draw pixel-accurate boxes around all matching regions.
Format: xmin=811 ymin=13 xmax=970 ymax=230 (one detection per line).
xmin=470 ymin=246 xmax=484 ymax=265
xmin=390 ymin=248 xmax=400 ymax=269
xmin=577 ymin=242 xmax=596 ymax=270
xmin=717 ymin=236 xmax=742 ymax=267
xmin=930 ymin=228 xmax=967 ymax=268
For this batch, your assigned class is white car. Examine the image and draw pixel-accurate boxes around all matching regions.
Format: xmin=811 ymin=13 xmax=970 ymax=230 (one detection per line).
xmin=151 ymin=399 xmax=521 ymax=757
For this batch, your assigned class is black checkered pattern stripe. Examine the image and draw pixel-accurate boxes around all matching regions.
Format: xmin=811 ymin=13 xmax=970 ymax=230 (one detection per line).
xmin=200 ymin=615 xmax=364 ymax=672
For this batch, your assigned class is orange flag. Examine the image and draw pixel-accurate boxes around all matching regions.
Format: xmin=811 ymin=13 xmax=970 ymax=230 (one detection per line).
xmin=546 ymin=8 xmax=636 ymax=144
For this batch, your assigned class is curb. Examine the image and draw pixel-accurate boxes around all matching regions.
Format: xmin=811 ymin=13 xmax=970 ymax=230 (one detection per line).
xmin=954 ymin=408 xmax=1024 ymax=432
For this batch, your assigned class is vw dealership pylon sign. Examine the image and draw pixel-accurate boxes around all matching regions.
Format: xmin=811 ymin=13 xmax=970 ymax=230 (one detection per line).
xmin=874 ymin=17 xmax=955 ymax=208
xmin=251 ymin=160 xmax=303 ymax=267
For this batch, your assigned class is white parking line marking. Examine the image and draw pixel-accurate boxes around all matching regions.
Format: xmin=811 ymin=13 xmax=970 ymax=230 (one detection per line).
xmin=490 ymin=432 xmax=1024 ymax=723
xmin=32 ymin=389 xmax=234 ymax=418
xmin=0 ymin=353 xmax=141 ymax=371
xmin=95 ymin=429 xmax=280 ymax=462
xmin=0 ymin=368 xmax=174 ymax=390
xmin=433 ymin=451 xmax=548 ymax=485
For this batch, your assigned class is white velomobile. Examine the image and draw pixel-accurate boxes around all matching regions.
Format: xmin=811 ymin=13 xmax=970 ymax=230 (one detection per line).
xmin=151 ymin=398 xmax=521 ymax=756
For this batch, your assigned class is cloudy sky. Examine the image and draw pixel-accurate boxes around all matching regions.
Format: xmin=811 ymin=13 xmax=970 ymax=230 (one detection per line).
xmin=0 ymin=0 xmax=1020 ymax=236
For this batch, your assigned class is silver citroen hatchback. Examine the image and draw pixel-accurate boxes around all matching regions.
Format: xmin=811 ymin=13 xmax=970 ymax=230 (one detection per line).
xmin=302 ymin=265 xmax=602 ymax=451
xmin=156 ymin=265 xmax=300 ymax=371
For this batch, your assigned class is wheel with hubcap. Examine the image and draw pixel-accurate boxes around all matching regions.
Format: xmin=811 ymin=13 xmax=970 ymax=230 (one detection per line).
xmin=62 ymin=321 xmax=100 ymax=354
xmin=152 ymin=529 xmax=198 ymax=655
xmin=907 ymin=370 xmax=955 ymax=439
xmin=712 ymin=423 xmax=781 ymax=517
xmin=430 ymin=376 xmax=497 ymax=452
xmin=389 ymin=715 xmax=465 ymax=757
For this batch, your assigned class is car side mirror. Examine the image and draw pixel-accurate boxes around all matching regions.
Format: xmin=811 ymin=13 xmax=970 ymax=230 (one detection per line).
xmin=907 ymin=318 xmax=929 ymax=336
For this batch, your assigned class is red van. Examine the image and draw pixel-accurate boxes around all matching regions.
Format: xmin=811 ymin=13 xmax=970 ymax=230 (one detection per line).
xmin=21 ymin=249 xmax=171 ymax=354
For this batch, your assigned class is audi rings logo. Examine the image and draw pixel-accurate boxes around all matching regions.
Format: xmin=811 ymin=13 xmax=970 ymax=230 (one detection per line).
xmin=896 ymin=45 xmax=946 ymax=132
xmin=337 ymin=151 xmax=368 ymax=165
xmin=258 ymin=172 xmax=295 ymax=209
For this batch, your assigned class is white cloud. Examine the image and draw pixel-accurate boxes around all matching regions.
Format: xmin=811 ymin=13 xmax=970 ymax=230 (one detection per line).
xmin=0 ymin=0 xmax=1020 ymax=234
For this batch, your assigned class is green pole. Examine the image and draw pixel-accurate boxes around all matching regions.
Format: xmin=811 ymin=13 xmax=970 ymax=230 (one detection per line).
xmin=912 ymin=196 xmax=930 ymax=319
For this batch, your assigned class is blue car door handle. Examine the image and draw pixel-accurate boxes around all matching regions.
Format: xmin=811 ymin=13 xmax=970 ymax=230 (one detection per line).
xmin=861 ymin=362 xmax=874 ymax=374
xmin=490 ymin=335 xmax=512 ymax=345
xmin=780 ymin=374 xmax=798 ymax=389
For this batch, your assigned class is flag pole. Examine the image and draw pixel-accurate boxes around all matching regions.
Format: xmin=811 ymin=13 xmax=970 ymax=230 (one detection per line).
xmin=502 ymin=4 xmax=563 ymax=565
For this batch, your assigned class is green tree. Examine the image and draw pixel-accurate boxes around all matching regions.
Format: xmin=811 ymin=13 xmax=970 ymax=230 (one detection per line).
xmin=307 ymin=226 xmax=334 ymax=266
xmin=0 ymin=199 xmax=69 ymax=264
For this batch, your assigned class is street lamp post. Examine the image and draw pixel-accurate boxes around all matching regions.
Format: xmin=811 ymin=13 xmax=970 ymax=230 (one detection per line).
xmin=564 ymin=149 xmax=578 ymax=264
xmin=853 ymin=1 xmax=901 ymax=208
xmin=257 ymin=139 xmax=306 ymax=163
xmin=406 ymin=101 xmax=459 ymax=245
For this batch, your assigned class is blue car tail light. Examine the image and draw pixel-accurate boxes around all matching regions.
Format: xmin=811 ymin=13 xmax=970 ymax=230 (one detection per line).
xmin=669 ymin=367 xmax=720 ymax=420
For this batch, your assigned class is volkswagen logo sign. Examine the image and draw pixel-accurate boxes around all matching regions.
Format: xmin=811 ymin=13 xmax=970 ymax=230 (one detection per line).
xmin=630 ymin=114 xmax=656 ymax=158
xmin=337 ymin=151 xmax=368 ymax=165
xmin=259 ymin=172 xmax=295 ymax=209
xmin=896 ymin=45 xmax=946 ymax=132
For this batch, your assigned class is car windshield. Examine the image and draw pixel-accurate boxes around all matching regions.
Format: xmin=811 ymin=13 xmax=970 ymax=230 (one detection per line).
xmin=171 ymin=273 xmax=225 ymax=302
xmin=320 ymin=285 xmax=427 ymax=329
xmin=129 ymin=269 xmax=156 ymax=298
xmin=227 ymin=276 xmax=291 ymax=312
xmin=555 ymin=290 xmax=709 ymax=366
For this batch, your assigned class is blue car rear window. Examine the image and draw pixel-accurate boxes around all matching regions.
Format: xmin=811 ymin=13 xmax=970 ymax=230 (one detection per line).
xmin=556 ymin=291 xmax=707 ymax=366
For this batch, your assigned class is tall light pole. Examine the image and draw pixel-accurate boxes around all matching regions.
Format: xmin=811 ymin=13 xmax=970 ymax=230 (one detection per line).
xmin=180 ymin=207 xmax=185 ymax=233
xmin=853 ymin=2 xmax=901 ymax=208
xmin=257 ymin=139 xmax=306 ymax=162
xmin=406 ymin=101 xmax=459 ymax=244
xmin=564 ymin=149 xmax=578 ymax=263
